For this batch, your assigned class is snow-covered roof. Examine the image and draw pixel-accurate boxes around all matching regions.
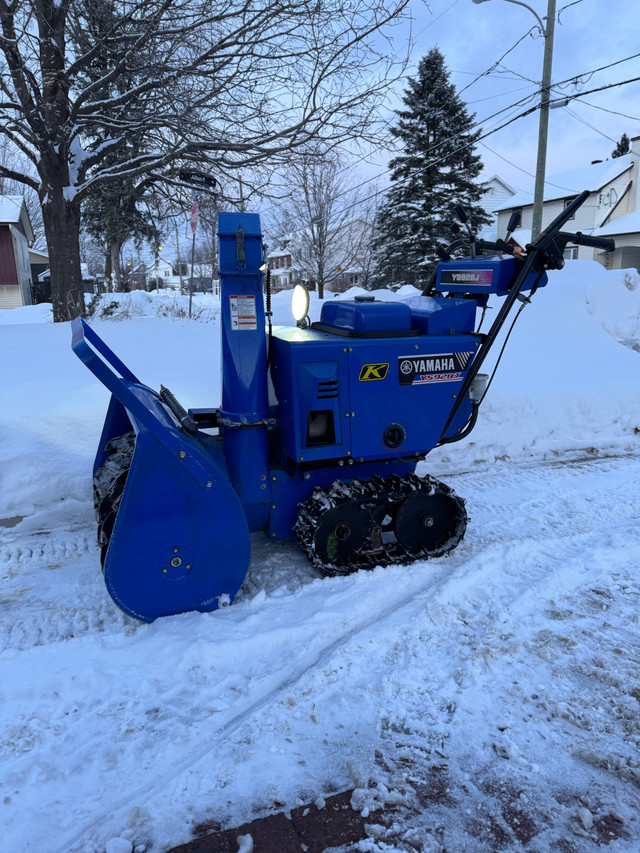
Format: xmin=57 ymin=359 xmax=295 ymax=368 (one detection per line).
xmin=509 ymin=228 xmax=532 ymax=247
xmin=29 ymin=248 xmax=49 ymax=263
xmin=0 ymin=195 xmax=25 ymax=223
xmin=494 ymin=155 xmax=634 ymax=211
xmin=0 ymin=195 xmax=34 ymax=243
xmin=484 ymin=174 xmax=516 ymax=194
xmin=592 ymin=210 xmax=640 ymax=237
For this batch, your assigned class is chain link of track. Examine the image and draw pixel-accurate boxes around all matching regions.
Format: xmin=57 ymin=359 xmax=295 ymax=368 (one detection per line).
xmin=294 ymin=472 xmax=468 ymax=576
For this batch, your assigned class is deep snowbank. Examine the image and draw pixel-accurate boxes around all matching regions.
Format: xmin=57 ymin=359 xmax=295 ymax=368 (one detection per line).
xmin=1 ymin=262 xmax=638 ymax=517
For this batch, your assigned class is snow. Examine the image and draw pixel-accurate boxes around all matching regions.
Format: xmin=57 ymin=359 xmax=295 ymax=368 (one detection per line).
xmin=1 ymin=262 xmax=640 ymax=853
xmin=593 ymin=210 xmax=640 ymax=237
xmin=492 ymin=154 xmax=635 ymax=210
xmin=0 ymin=194 xmax=27 ymax=223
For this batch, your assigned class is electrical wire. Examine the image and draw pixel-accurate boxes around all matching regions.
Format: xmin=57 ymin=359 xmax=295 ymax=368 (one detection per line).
xmin=570 ymin=99 xmax=640 ymax=123
xmin=458 ymin=28 xmax=538 ymax=96
xmin=270 ymin=47 xmax=640 ymax=241
xmin=564 ymin=106 xmax=619 ymax=144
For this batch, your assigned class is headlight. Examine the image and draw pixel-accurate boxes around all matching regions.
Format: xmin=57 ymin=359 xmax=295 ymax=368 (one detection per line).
xmin=291 ymin=284 xmax=310 ymax=324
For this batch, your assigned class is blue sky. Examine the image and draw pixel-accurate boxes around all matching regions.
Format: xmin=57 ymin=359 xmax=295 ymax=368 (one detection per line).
xmin=373 ymin=0 xmax=640 ymax=193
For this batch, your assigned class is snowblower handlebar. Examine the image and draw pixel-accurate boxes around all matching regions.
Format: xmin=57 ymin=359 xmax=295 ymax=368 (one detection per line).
xmin=558 ymin=231 xmax=615 ymax=252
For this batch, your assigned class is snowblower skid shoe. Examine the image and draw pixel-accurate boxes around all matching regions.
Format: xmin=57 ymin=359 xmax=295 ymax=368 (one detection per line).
xmin=72 ymin=318 xmax=251 ymax=622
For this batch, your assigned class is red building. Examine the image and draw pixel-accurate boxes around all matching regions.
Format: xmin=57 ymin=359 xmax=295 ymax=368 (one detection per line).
xmin=0 ymin=196 xmax=34 ymax=309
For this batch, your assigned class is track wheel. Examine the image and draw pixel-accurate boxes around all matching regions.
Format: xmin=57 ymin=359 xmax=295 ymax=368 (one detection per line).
xmin=313 ymin=495 xmax=387 ymax=568
xmin=394 ymin=487 xmax=466 ymax=556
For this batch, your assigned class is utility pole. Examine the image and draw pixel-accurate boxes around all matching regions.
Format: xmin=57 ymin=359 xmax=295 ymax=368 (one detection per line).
xmin=532 ymin=0 xmax=556 ymax=240
xmin=472 ymin=0 xmax=556 ymax=240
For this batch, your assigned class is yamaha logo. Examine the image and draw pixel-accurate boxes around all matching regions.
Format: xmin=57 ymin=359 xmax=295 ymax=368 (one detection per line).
xmin=398 ymin=352 xmax=474 ymax=386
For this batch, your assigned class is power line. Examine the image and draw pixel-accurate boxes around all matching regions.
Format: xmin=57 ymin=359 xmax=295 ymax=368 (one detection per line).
xmin=458 ymin=28 xmax=538 ymax=96
xmin=570 ymin=98 xmax=640 ymax=123
xmin=334 ymin=72 xmax=640 ymax=219
xmin=564 ymin=106 xmax=619 ymax=144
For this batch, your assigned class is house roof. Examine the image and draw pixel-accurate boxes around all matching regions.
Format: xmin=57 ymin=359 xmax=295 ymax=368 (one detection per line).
xmin=29 ymin=248 xmax=49 ymax=264
xmin=494 ymin=154 xmax=634 ymax=211
xmin=0 ymin=195 xmax=34 ymax=242
xmin=591 ymin=210 xmax=640 ymax=237
xmin=484 ymin=174 xmax=516 ymax=194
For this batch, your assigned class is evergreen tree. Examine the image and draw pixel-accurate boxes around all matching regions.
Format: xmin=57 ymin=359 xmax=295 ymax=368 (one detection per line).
xmin=372 ymin=47 xmax=490 ymax=289
xmin=612 ymin=133 xmax=630 ymax=158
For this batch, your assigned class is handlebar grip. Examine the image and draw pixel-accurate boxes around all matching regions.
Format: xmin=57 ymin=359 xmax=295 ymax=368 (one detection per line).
xmin=572 ymin=231 xmax=615 ymax=252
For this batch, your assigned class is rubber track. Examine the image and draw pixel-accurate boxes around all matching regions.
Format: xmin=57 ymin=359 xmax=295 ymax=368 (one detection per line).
xmin=294 ymin=472 xmax=468 ymax=576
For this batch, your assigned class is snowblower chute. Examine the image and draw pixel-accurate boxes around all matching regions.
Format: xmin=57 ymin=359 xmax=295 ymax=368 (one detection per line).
xmin=73 ymin=192 xmax=614 ymax=621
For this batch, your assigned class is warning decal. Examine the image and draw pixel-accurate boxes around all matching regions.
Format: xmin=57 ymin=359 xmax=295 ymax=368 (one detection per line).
xmin=229 ymin=295 xmax=257 ymax=331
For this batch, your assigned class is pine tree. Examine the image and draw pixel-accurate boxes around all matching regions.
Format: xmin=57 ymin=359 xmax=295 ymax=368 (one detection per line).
xmin=372 ymin=47 xmax=490 ymax=289
xmin=611 ymin=133 xmax=630 ymax=158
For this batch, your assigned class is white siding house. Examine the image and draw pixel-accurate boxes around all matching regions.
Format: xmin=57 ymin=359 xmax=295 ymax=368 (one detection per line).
xmin=493 ymin=136 xmax=640 ymax=270
xmin=477 ymin=175 xmax=516 ymax=241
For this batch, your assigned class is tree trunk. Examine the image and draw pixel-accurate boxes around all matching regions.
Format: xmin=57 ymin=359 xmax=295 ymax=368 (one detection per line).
xmin=105 ymin=249 xmax=113 ymax=292
xmin=42 ymin=194 xmax=85 ymax=323
xmin=110 ymin=239 xmax=122 ymax=291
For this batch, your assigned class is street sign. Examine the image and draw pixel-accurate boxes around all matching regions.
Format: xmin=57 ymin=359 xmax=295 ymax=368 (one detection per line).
xmin=179 ymin=170 xmax=217 ymax=189
xmin=190 ymin=202 xmax=199 ymax=233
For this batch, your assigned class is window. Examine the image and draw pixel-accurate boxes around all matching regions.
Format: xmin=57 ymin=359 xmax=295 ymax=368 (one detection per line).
xmin=563 ymin=246 xmax=578 ymax=260
xmin=564 ymin=198 xmax=576 ymax=220
xmin=349 ymin=274 xmax=360 ymax=285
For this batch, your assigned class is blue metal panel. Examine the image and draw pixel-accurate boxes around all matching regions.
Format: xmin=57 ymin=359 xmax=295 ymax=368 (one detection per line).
xmin=218 ymin=212 xmax=269 ymax=423
xmin=269 ymin=327 xmax=351 ymax=465
xmin=269 ymin=324 xmax=479 ymax=466
xmin=218 ymin=212 xmax=270 ymax=529
xmin=436 ymin=256 xmax=548 ymax=295
xmin=319 ymin=300 xmax=412 ymax=334
xmin=346 ymin=336 xmax=477 ymax=460
xmin=409 ymin=296 xmax=476 ymax=335
xmin=71 ymin=317 xmax=251 ymax=621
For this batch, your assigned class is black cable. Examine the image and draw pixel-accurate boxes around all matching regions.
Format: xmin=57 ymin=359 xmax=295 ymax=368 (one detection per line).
xmin=265 ymin=266 xmax=273 ymax=369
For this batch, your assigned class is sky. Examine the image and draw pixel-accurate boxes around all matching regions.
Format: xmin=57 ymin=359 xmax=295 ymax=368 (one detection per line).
xmin=369 ymin=0 xmax=640 ymax=193
xmin=128 ymin=0 xmax=640 ymax=265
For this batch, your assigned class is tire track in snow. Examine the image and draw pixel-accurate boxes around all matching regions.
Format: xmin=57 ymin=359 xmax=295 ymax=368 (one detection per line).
xmin=0 ymin=524 xmax=135 ymax=653
xmin=0 ymin=528 xmax=95 ymax=572
xmin=57 ymin=454 xmax=640 ymax=852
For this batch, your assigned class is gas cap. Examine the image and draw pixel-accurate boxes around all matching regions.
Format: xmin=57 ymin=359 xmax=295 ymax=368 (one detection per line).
xmin=383 ymin=423 xmax=406 ymax=448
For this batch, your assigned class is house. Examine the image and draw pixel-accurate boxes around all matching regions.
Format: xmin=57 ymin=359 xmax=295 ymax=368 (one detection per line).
xmin=267 ymin=246 xmax=299 ymax=292
xmin=267 ymin=217 xmax=374 ymax=293
xmin=591 ymin=212 xmax=640 ymax=272
xmin=0 ymin=195 xmax=34 ymax=309
xmin=29 ymin=247 xmax=50 ymax=303
xmin=493 ymin=136 xmax=640 ymax=270
xmin=477 ymin=175 xmax=516 ymax=241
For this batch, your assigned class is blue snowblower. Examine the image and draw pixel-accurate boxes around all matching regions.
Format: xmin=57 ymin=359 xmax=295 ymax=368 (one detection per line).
xmin=72 ymin=190 xmax=614 ymax=621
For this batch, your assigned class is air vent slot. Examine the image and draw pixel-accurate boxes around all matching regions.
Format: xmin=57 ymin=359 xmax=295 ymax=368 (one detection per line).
xmin=317 ymin=379 xmax=339 ymax=399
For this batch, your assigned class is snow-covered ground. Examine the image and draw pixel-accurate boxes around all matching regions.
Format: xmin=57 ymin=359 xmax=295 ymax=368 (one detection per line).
xmin=1 ymin=262 xmax=640 ymax=853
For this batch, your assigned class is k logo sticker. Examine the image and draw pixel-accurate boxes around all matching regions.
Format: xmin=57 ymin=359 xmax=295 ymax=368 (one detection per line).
xmin=358 ymin=362 xmax=389 ymax=381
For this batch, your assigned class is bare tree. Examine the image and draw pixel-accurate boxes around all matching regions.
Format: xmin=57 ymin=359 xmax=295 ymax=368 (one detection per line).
xmin=0 ymin=137 xmax=44 ymax=246
xmin=269 ymin=150 xmax=376 ymax=298
xmin=0 ymin=0 xmax=410 ymax=321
